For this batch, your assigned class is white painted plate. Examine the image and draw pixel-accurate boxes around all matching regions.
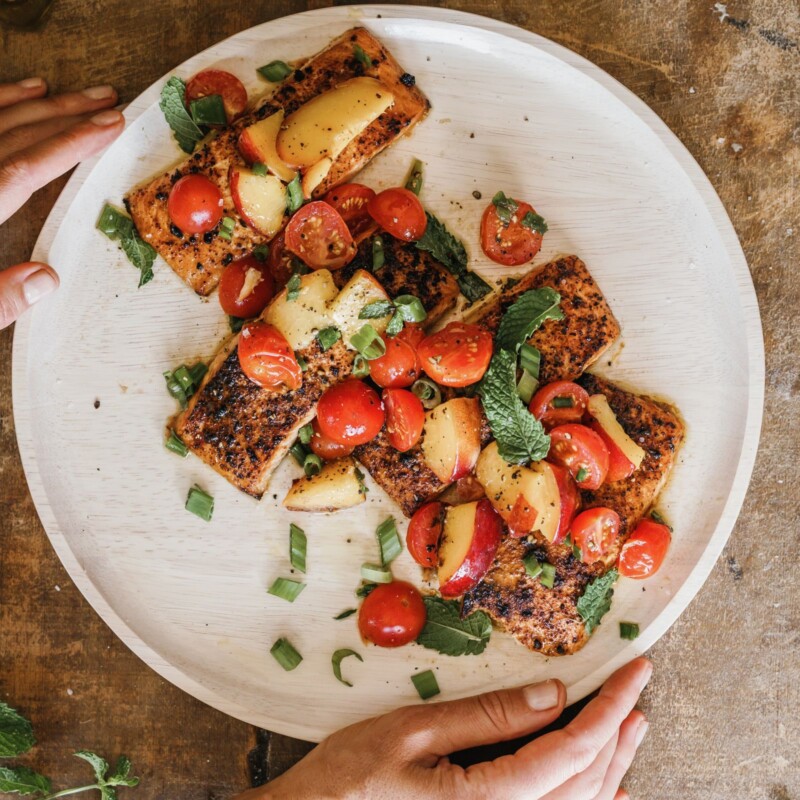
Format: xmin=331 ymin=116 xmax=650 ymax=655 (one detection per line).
xmin=12 ymin=6 xmax=763 ymax=741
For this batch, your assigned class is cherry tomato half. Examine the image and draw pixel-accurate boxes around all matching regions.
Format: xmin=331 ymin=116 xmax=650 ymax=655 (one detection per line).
xmin=238 ymin=322 xmax=302 ymax=391
xmin=417 ymin=322 xmax=493 ymax=387
xmin=406 ymin=502 xmax=444 ymax=568
xmin=589 ymin=420 xmax=636 ymax=483
xmin=218 ymin=254 xmax=275 ymax=318
xmin=358 ymin=580 xmax=426 ymax=647
xmin=570 ymin=507 xmax=621 ymax=564
xmin=323 ymin=183 xmax=376 ymax=239
xmin=367 ymin=187 xmax=427 ymax=241
xmin=185 ymin=69 xmax=248 ymax=122
xmin=618 ymin=518 xmax=671 ymax=579
xmin=316 ymin=380 xmax=385 ymax=446
xmin=480 ymin=198 xmax=545 ymax=266
xmin=549 ymin=462 xmax=581 ymax=544
xmin=383 ymin=388 xmax=425 ymax=452
xmin=368 ymin=334 xmax=420 ymax=388
xmin=167 ymin=174 xmax=224 ymax=235
xmin=266 ymin=232 xmax=294 ymax=289
xmin=548 ymin=424 xmax=610 ymax=491
xmin=309 ymin=418 xmax=355 ymax=461
xmin=284 ymin=201 xmax=357 ymax=270
xmin=531 ymin=381 xmax=590 ymax=429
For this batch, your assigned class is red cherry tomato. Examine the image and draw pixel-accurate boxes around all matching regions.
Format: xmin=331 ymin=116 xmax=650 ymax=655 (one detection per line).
xmin=284 ymin=201 xmax=356 ymax=271
xmin=618 ymin=518 xmax=671 ymax=579
xmin=549 ymin=462 xmax=581 ymax=544
xmin=238 ymin=322 xmax=302 ymax=390
xmin=480 ymin=197 xmax=545 ymax=266
xmin=383 ymin=388 xmax=425 ymax=452
xmin=358 ymin=580 xmax=426 ymax=647
xmin=531 ymin=381 xmax=591 ymax=429
xmin=589 ymin=421 xmax=636 ymax=483
xmin=570 ymin=507 xmax=621 ymax=564
xmin=185 ymin=69 xmax=248 ymax=122
xmin=397 ymin=322 xmax=425 ymax=349
xmin=266 ymin=232 xmax=294 ymax=288
xmin=368 ymin=335 xmax=420 ymax=388
xmin=407 ymin=502 xmax=444 ymax=567
xmin=316 ymin=380 xmax=385 ymax=446
xmin=309 ymin=418 xmax=355 ymax=461
xmin=167 ymin=174 xmax=224 ymax=235
xmin=367 ymin=187 xmax=427 ymax=241
xmin=323 ymin=183 xmax=376 ymax=239
xmin=218 ymin=254 xmax=275 ymax=318
xmin=548 ymin=424 xmax=610 ymax=490
xmin=417 ymin=322 xmax=493 ymax=387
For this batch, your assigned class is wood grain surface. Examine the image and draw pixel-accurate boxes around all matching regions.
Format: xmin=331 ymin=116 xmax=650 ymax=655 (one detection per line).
xmin=0 ymin=2 xmax=797 ymax=799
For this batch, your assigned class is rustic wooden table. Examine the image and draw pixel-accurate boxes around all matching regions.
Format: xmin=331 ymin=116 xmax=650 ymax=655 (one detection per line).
xmin=1 ymin=1 xmax=797 ymax=798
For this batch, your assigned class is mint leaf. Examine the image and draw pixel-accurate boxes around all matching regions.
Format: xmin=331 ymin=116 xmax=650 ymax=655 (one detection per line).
xmin=456 ymin=271 xmax=492 ymax=303
xmin=577 ymin=569 xmax=619 ymax=635
xmin=496 ymin=287 xmax=564 ymax=352
xmin=0 ymin=765 xmax=51 ymax=796
xmin=120 ymin=232 xmax=156 ymax=287
xmin=416 ymin=597 xmax=492 ymax=656
xmin=74 ymin=750 xmax=108 ymax=781
xmin=478 ymin=349 xmax=550 ymax=464
xmin=0 ymin=703 xmax=35 ymax=758
xmin=159 ymin=76 xmax=204 ymax=153
xmin=491 ymin=190 xmax=518 ymax=224
xmin=108 ymin=755 xmax=137 ymax=785
xmin=359 ymin=300 xmax=394 ymax=319
xmin=521 ymin=210 xmax=548 ymax=235
xmin=415 ymin=213 xmax=467 ymax=277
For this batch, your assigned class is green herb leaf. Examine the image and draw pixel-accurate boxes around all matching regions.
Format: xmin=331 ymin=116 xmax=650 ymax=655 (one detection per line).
xmin=620 ymin=621 xmax=640 ymax=640
xmin=523 ymin=553 xmax=543 ymax=579
xmin=107 ymin=756 xmax=138 ymax=786
xmin=97 ymin=204 xmax=156 ymax=287
xmin=539 ymin=561 xmax=556 ymax=589
xmin=353 ymin=44 xmax=372 ymax=69
xmin=404 ymin=158 xmax=424 ymax=196
xmin=267 ymin=577 xmax=306 ymax=603
xmin=521 ymin=210 xmax=548 ymax=235
xmin=416 ymin=597 xmax=492 ymax=656
xmin=355 ymin=582 xmax=377 ymax=598
xmin=457 ymin=271 xmax=492 ymax=303
xmin=411 ymin=670 xmax=440 ymax=700
xmin=359 ymin=300 xmax=394 ymax=319
xmin=0 ymin=765 xmax=51 ymax=796
xmin=491 ymin=190 xmax=518 ymax=224
xmin=159 ymin=76 xmax=204 ymax=153
xmin=290 ymin=523 xmax=307 ymax=573
xmin=478 ymin=349 xmax=550 ymax=464
xmin=331 ymin=648 xmax=363 ymax=687
xmin=385 ymin=311 xmax=404 ymax=337
xmin=415 ymin=212 xmax=467 ymax=277
xmin=0 ymin=703 xmax=35 ymax=757
xmin=496 ymin=287 xmax=564 ymax=352
xmin=258 ymin=60 xmax=292 ymax=82
xmin=286 ymin=272 xmax=302 ymax=302
xmin=577 ymin=569 xmax=619 ymax=635
xmin=189 ymin=94 xmax=226 ymax=126
xmin=270 ymin=638 xmax=302 ymax=671
xmin=74 ymin=750 xmax=109 ymax=782
xmin=334 ymin=608 xmax=357 ymax=620
xmin=317 ymin=326 xmax=341 ymax=352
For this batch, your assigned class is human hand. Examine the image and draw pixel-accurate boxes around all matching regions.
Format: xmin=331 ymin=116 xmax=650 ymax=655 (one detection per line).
xmin=238 ymin=657 xmax=651 ymax=800
xmin=0 ymin=77 xmax=124 ymax=329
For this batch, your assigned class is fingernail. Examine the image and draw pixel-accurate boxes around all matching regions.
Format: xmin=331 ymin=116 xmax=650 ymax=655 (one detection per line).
xmin=635 ymin=719 xmax=649 ymax=748
xmin=82 ymin=85 xmax=115 ymax=100
xmin=23 ymin=269 xmax=58 ymax=305
xmin=523 ymin=679 xmax=560 ymax=711
xmin=639 ymin=660 xmax=654 ymax=691
xmin=18 ymin=77 xmax=45 ymax=89
xmin=91 ymin=109 xmax=123 ymax=127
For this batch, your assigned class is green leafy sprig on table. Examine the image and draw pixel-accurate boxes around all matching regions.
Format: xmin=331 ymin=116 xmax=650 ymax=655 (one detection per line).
xmin=0 ymin=702 xmax=139 ymax=799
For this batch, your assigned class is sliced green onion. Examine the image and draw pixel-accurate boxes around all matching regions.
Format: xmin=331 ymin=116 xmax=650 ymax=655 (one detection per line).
xmin=290 ymin=523 xmax=307 ymax=573
xmin=552 ymin=396 xmax=575 ymax=408
xmin=620 ymin=622 xmax=640 ymax=640
xmin=317 ymin=326 xmax=341 ymax=352
xmin=566 ymin=534 xmax=582 ymax=561
xmin=270 ymin=637 xmax=302 ymax=671
xmin=165 ymin=363 xmax=206 ymax=408
xmin=253 ymin=244 xmax=269 ymax=262
xmin=185 ymin=484 xmax=214 ymax=521
xmin=359 ymin=299 xmax=394 ymax=319
xmin=404 ymin=158 xmax=424 ymax=196
xmin=289 ymin=441 xmax=307 ymax=466
xmin=350 ymin=324 xmax=386 ymax=360
xmin=356 ymin=582 xmax=377 ymax=598
xmin=296 ymin=353 xmax=309 ymax=372
xmin=298 ymin=423 xmax=314 ymax=445
xmin=523 ymin=553 xmax=543 ymax=579
xmin=286 ymin=272 xmax=302 ymax=302
xmin=457 ymin=271 xmax=492 ymax=303
xmin=229 ymin=315 xmax=246 ymax=333
xmin=303 ymin=453 xmax=323 ymax=477
xmin=267 ymin=577 xmax=306 ymax=603
xmin=516 ymin=370 xmax=539 ymax=404
xmin=352 ymin=354 xmax=370 ymax=378
xmin=539 ymin=562 xmax=556 ymax=589
xmin=372 ymin=236 xmax=385 ymax=271
xmin=361 ymin=563 xmax=392 ymax=584
xmin=165 ymin=430 xmax=188 ymax=458
xmin=353 ymin=43 xmax=372 ymax=69
xmin=218 ymin=216 xmax=236 ymax=242
xmin=252 ymin=161 xmax=268 ymax=177
xmin=188 ymin=362 xmax=208 ymax=385
xmin=172 ymin=365 xmax=194 ymax=392
xmin=286 ymin=175 xmax=303 ymax=213
xmin=334 ymin=608 xmax=357 ymax=620
xmin=376 ymin=517 xmax=402 ymax=566
xmin=189 ymin=94 xmax=226 ymax=126
xmin=258 ymin=60 xmax=292 ymax=82
xmin=332 ymin=648 xmax=363 ymax=687
xmin=576 ymin=467 xmax=589 ymax=483
xmin=411 ymin=670 xmax=440 ymax=700
xmin=393 ymin=294 xmax=427 ymax=323
xmin=521 ymin=210 xmax=548 ymax=235
xmin=520 ymin=344 xmax=541 ymax=379
xmin=411 ymin=378 xmax=442 ymax=409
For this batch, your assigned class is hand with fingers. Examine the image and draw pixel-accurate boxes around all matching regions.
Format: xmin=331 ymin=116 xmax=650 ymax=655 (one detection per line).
xmin=236 ymin=657 xmax=651 ymax=800
xmin=0 ymin=76 xmax=124 ymax=329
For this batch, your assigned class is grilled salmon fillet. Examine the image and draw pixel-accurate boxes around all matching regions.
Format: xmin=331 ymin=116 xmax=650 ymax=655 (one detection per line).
xmin=125 ymin=27 xmax=430 ymax=296
xmin=356 ymin=255 xmax=620 ymax=517
xmin=462 ymin=375 xmax=684 ymax=656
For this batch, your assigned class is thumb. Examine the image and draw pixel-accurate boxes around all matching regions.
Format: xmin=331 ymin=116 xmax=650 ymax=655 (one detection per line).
xmin=407 ymin=678 xmax=566 ymax=757
xmin=0 ymin=262 xmax=59 ymax=329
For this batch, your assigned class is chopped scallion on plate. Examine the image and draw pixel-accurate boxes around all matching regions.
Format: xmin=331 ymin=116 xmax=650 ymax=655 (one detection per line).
xmin=411 ymin=670 xmax=440 ymax=700
xmin=270 ymin=637 xmax=302 ymax=671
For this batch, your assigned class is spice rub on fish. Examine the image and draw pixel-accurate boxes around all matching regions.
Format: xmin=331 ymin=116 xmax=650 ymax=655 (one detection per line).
xmin=125 ymin=27 xmax=430 ymax=296
xmin=462 ymin=376 xmax=684 ymax=656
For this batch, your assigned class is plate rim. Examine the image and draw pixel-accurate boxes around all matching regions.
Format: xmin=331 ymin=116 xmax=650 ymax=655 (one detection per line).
xmin=11 ymin=4 xmax=765 ymax=741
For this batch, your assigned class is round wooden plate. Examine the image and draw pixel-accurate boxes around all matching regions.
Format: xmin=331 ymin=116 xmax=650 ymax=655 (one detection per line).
xmin=12 ymin=6 xmax=763 ymax=741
